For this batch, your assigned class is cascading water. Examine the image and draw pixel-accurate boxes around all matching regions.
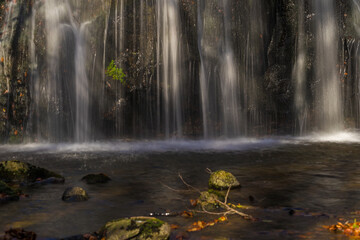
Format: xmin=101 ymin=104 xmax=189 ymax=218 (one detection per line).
xmin=75 ymin=23 xmax=90 ymax=142
xmin=5 ymin=0 xmax=360 ymax=143
xmin=197 ymin=0 xmax=242 ymax=138
xmin=157 ymin=0 xmax=183 ymax=138
xmin=221 ymin=0 xmax=241 ymax=137
xmin=31 ymin=0 xmax=93 ymax=142
xmin=293 ymin=0 xmax=308 ymax=134
xmin=313 ymin=0 xmax=343 ymax=132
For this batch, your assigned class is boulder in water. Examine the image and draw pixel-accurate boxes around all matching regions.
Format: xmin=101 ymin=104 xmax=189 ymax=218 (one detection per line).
xmin=81 ymin=173 xmax=111 ymax=184
xmin=0 ymin=160 xmax=64 ymax=185
xmin=99 ymin=217 xmax=170 ymax=240
xmin=208 ymin=170 xmax=240 ymax=190
xmin=62 ymin=187 xmax=89 ymax=202
xmin=0 ymin=180 xmax=21 ymax=203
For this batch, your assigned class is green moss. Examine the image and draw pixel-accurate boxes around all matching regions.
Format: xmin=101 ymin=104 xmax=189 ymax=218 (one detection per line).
xmin=208 ymin=170 xmax=240 ymax=190
xmin=139 ymin=219 xmax=164 ymax=238
xmin=208 ymin=189 xmax=226 ymax=198
xmin=0 ymin=180 xmax=20 ymax=196
xmin=100 ymin=217 xmax=170 ymax=240
xmin=0 ymin=160 xmax=64 ymax=184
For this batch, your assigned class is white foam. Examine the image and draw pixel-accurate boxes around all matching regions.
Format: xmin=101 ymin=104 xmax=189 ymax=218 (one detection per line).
xmin=1 ymin=131 xmax=359 ymax=154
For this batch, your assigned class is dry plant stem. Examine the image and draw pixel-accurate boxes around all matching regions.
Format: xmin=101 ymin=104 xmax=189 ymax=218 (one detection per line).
xmin=215 ymin=199 xmax=255 ymax=221
xmin=161 ymin=182 xmax=195 ymax=193
xmin=224 ymin=186 xmax=231 ymax=205
xmin=178 ymin=173 xmax=201 ymax=194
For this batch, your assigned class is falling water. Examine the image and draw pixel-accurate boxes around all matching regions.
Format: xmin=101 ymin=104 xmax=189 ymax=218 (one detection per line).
xmin=198 ymin=0 xmax=242 ymax=138
xmin=42 ymin=0 xmax=91 ymax=142
xmin=75 ymin=23 xmax=90 ymax=142
xmin=314 ymin=0 xmax=343 ymax=132
xmin=293 ymin=0 xmax=308 ymax=134
xmin=157 ymin=0 xmax=183 ymax=138
xmin=221 ymin=0 xmax=240 ymax=137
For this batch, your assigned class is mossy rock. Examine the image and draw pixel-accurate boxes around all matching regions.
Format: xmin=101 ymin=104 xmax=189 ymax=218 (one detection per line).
xmin=62 ymin=187 xmax=89 ymax=202
xmin=81 ymin=173 xmax=111 ymax=184
xmin=0 ymin=160 xmax=64 ymax=184
xmin=208 ymin=170 xmax=240 ymax=190
xmin=197 ymin=191 xmax=224 ymax=211
xmin=0 ymin=180 xmax=21 ymax=202
xmin=99 ymin=217 xmax=170 ymax=240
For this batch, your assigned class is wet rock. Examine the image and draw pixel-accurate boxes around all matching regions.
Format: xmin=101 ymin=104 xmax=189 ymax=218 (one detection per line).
xmin=81 ymin=173 xmax=111 ymax=184
xmin=0 ymin=160 xmax=64 ymax=185
xmin=198 ymin=191 xmax=224 ymax=211
xmin=1 ymin=228 xmax=36 ymax=240
xmin=99 ymin=217 xmax=170 ymax=240
xmin=62 ymin=187 xmax=89 ymax=202
xmin=0 ymin=180 xmax=21 ymax=203
xmin=208 ymin=170 xmax=240 ymax=190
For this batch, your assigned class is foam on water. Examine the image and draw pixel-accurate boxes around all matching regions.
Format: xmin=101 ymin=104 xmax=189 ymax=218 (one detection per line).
xmin=1 ymin=131 xmax=360 ymax=154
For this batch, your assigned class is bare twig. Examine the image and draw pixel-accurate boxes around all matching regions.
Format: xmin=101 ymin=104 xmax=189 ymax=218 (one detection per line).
xmin=215 ymin=199 xmax=255 ymax=221
xmin=206 ymin=168 xmax=213 ymax=174
xmin=224 ymin=186 xmax=231 ymax=205
xmin=178 ymin=173 xmax=201 ymax=194
xmin=161 ymin=182 xmax=195 ymax=193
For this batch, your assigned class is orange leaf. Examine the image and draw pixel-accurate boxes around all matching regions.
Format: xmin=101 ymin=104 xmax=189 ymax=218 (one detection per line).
xmin=190 ymin=199 xmax=198 ymax=207
xmin=170 ymin=224 xmax=180 ymax=229
xmin=181 ymin=211 xmax=193 ymax=218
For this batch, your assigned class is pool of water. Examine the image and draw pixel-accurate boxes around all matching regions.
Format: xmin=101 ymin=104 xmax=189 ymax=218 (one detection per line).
xmin=0 ymin=133 xmax=359 ymax=239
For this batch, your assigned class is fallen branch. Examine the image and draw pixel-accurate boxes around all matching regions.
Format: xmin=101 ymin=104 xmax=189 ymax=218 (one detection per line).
xmin=178 ymin=173 xmax=201 ymax=194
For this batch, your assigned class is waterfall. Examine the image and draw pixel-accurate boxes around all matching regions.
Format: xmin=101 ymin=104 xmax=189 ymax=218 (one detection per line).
xmin=198 ymin=0 xmax=243 ymax=138
xmin=313 ymin=0 xmax=343 ymax=132
xmin=157 ymin=0 xmax=183 ymax=138
xmin=221 ymin=0 xmax=240 ymax=137
xmin=42 ymin=0 xmax=91 ymax=142
xmin=293 ymin=0 xmax=308 ymax=134
xmin=75 ymin=23 xmax=90 ymax=142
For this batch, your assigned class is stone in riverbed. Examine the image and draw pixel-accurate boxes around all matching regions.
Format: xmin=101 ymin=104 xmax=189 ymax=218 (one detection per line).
xmin=81 ymin=173 xmax=111 ymax=184
xmin=0 ymin=180 xmax=21 ymax=203
xmin=208 ymin=170 xmax=240 ymax=190
xmin=0 ymin=160 xmax=64 ymax=185
xmin=99 ymin=217 xmax=170 ymax=240
xmin=197 ymin=191 xmax=224 ymax=211
xmin=62 ymin=187 xmax=89 ymax=202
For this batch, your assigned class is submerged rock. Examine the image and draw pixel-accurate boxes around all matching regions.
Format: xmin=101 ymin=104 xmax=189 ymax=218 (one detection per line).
xmin=62 ymin=187 xmax=89 ymax=202
xmin=208 ymin=170 xmax=240 ymax=190
xmin=0 ymin=180 xmax=21 ymax=203
xmin=81 ymin=173 xmax=111 ymax=184
xmin=0 ymin=160 xmax=64 ymax=185
xmin=1 ymin=228 xmax=36 ymax=240
xmin=198 ymin=191 xmax=224 ymax=211
xmin=99 ymin=217 xmax=170 ymax=240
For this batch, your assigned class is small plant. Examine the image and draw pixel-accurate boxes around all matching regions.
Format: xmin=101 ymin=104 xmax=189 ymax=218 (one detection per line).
xmin=105 ymin=60 xmax=126 ymax=85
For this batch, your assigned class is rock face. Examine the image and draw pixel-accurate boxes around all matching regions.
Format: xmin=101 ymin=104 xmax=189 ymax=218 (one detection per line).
xmin=62 ymin=187 xmax=89 ymax=202
xmin=99 ymin=217 xmax=170 ymax=240
xmin=208 ymin=170 xmax=240 ymax=190
xmin=0 ymin=160 xmax=64 ymax=184
xmin=81 ymin=173 xmax=111 ymax=184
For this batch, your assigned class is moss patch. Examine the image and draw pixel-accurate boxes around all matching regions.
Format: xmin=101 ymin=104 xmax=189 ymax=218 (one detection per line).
xmin=208 ymin=170 xmax=240 ymax=190
xmin=0 ymin=180 xmax=21 ymax=202
xmin=0 ymin=160 xmax=64 ymax=184
xmin=100 ymin=217 xmax=170 ymax=240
